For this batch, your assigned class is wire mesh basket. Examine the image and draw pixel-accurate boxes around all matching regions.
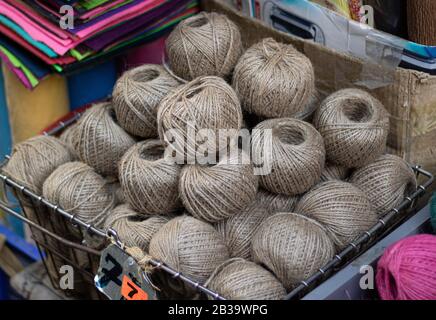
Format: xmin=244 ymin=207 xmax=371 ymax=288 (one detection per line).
xmin=0 ymin=108 xmax=433 ymax=300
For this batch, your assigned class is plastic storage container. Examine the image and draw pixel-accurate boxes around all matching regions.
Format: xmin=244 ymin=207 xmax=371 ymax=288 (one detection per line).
xmin=261 ymin=0 xmax=436 ymax=74
xmin=303 ymin=205 xmax=433 ymax=300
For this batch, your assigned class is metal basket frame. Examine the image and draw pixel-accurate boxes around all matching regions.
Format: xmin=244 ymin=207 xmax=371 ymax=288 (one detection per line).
xmin=0 ymin=110 xmax=433 ymax=300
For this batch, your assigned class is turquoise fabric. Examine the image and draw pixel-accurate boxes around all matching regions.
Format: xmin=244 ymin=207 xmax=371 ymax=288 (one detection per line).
xmin=0 ymin=14 xmax=58 ymax=58
xmin=0 ymin=64 xmax=23 ymax=237
xmin=0 ymin=63 xmax=11 ymax=158
xmin=430 ymin=193 xmax=436 ymax=233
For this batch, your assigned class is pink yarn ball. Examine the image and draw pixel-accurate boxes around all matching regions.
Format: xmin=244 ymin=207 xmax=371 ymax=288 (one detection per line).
xmin=376 ymin=234 xmax=436 ymax=300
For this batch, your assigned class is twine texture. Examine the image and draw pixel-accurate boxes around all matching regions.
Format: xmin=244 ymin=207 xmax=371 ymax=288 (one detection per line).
xmin=295 ymin=180 xmax=378 ymax=249
xmin=205 ymin=258 xmax=286 ymax=300
xmin=119 ymin=140 xmax=181 ymax=215
xmin=72 ymin=103 xmax=135 ymax=177
xmin=252 ymin=118 xmax=325 ymax=195
xmin=157 ymin=75 xmax=242 ymax=160
xmin=149 ymin=215 xmax=230 ymax=284
xmin=42 ymin=161 xmax=115 ymax=228
xmin=350 ymin=154 xmax=417 ymax=215
xmin=376 ymin=234 xmax=436 ymax=300
xmin=3 ymin=135 xmax=72 ymax=194
xmin=179 ymin=150 xmax=258 ymax=222
xmin=166 ymin=12 xmax=243 ymax=81
xmin=320 ymin=163 xmax=350 ymax=182
xmin=113 ymin=64 xmax=179 ymax=138
xmin=252 ymin=212 xmax=335 ymax=290
xmin=313 ymin=88 xmax=390 ymax=168
xmin=255 ymin=189 xmax=298 ymax=214
xmin=215 ymin=203 xmax=273 ymax=260
xmin=233 ymin=38 xmax=315 ymax=118
xmin=104 ymin=204 xmax=170 ymax=252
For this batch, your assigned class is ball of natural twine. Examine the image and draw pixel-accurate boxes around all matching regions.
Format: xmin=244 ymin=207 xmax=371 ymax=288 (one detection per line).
xmin=3 ymin=136 xmax=72 ymax=194
xmin=256 ymin=189 xmax=298 ymax=214
xmin=233 ymin=38 xmax=315 ymax=118
xmin=119 ymin=140 xmax=181 ymax=215
xmin=113 ymin=64 xmax=180 ymax=138
xmin=104 ymin=204 xmax=170 ymax=252
xmin=205 ymin=258 xmax=286 ymax=300
xmin=242 ymin=90 xmax=322 ymax=129
xmin=157 ymin=76 xmax=242 ymax=160
xmin=106 ymin=180 xmax=125 ymax=205
xmin=72 ymin=103 xmax=135 ymax=177
xmin=252 ymin=212 xmax=335 ymax=290
xmin=179 ymin=150 xmax=258 ymax=222
xmin=59 ymin=123 xmax=78 ymax=159
xmin=149 ymin=215 xmax=230 ymax=283
xmin=350 ymin=154 xmax=417 ymax=215
xmin=293 ymin=90 xmax=323 ymax=122
xmin=252 ymin=118 xmax=325 ymax=195
xmin=313 ymin=88 xmax=390 ymax=168
xmin=166 ymin=12 xmax=243 ymax=81
xmin=320 ymin=163 xmax=350 ymax=182
xmin=295 ymin=180 xmax=378 ymax=249
xmin=215 ymin=203 xmax=272 ymax=260
xmin=42 ymin=162 xmax=116 ymax=228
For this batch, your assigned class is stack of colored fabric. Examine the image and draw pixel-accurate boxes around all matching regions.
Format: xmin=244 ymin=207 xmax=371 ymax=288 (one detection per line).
xmin=0 ymin=0 xmax=200 ymax=89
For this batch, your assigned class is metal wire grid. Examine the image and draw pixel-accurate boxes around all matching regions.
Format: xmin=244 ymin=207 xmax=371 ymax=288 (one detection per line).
xmin=286 ymin=164 xmax=433 ymax=299
xmin=0 ymin=171 xmax=225 ymax=300
xmin=0 ymin=198 xmax=102 ymax=298
xmin=0 ymin=110 xmax=433 ymax=300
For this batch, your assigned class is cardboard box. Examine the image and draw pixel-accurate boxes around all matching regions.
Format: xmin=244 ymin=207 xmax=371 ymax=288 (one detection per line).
xmin=203 ymin=0 xmax=436 ymax=188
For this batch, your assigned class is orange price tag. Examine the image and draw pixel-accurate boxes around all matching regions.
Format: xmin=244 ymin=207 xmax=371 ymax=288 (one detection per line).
xmin=121 ymin=275 xmax=149 ymax=300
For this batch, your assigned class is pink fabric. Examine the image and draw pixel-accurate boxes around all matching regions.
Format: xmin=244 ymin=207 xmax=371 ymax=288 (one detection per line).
xmin=0 ymin=0 xmax=163 ymax=55
xmin=5 ymin=0 xmax=71 ymax=39
xmin=0 ymin=1 xmax=73 ymax=55
xmin=73 ymin=0 xmax=161 ymax=38
xmin=0 ymin=50 xmax=32 ymax=89
xmin=33 ymin=1 xmax=63 ymax=19
xmin=376 ymin=234 xmax=436 ymax=300
xmin=0 ymin=24 xmax=75 ymax=65
xmin=118 ymin=35 xmax=166 ymax=73
xmin=34 ymin=0 xmax=128 ymax=21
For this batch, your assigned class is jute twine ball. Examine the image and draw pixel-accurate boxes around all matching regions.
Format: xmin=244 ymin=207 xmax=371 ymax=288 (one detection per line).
xmin=149 ymin=215 xmax=230 ymax=283
xmin=252 ymin=118 xmax=325 ymax=195
xmin=119 ymin=140 xmax=181 ymax=215
xmin=42 ymin=162 xmax=116 ymax=228
xmin=295 ymin=90 xmax=323 ymax=121
xmin=106 ymin=180 xmax=125 ymax=205
xmin=104 ymin=204 xmax=169 ymax=252
xmin=113 ymin=64 xmax=179 ymax=138
xmin=59 ymin=123 xmax=78 ymax=158
xmin=205 ymin=258 xmax=286 ymax=300
xmin=256 ymin=189 xmax=298 ymax=213
xmin=295 ymin=180 xmax=377 ymax=249
xmin=3 ymin=136 xmax=72 ymax=194
xmin=350 ymin=154 xmax=417 ymax=215
xmin=233 ymin=38 xmax=315 ymax=118
xmin=179 ymin=151 xmax=258 ymax=222
xmin=166 ymin=12 xmax=243 ymax=81
xmin=252 ymin=213 xmax=335 ymax=290
xmin=320 ymin=163 xmax=350 ymax=182
xmin=313 ymin=88 xmax=390 ymax=168
xmin=157 ymin=76 xmax=242 ymax=159
xmin=215 ymin=203 xmax=272 ymax=260
xmin=72 ymin=103 xmax=135 ymax=177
